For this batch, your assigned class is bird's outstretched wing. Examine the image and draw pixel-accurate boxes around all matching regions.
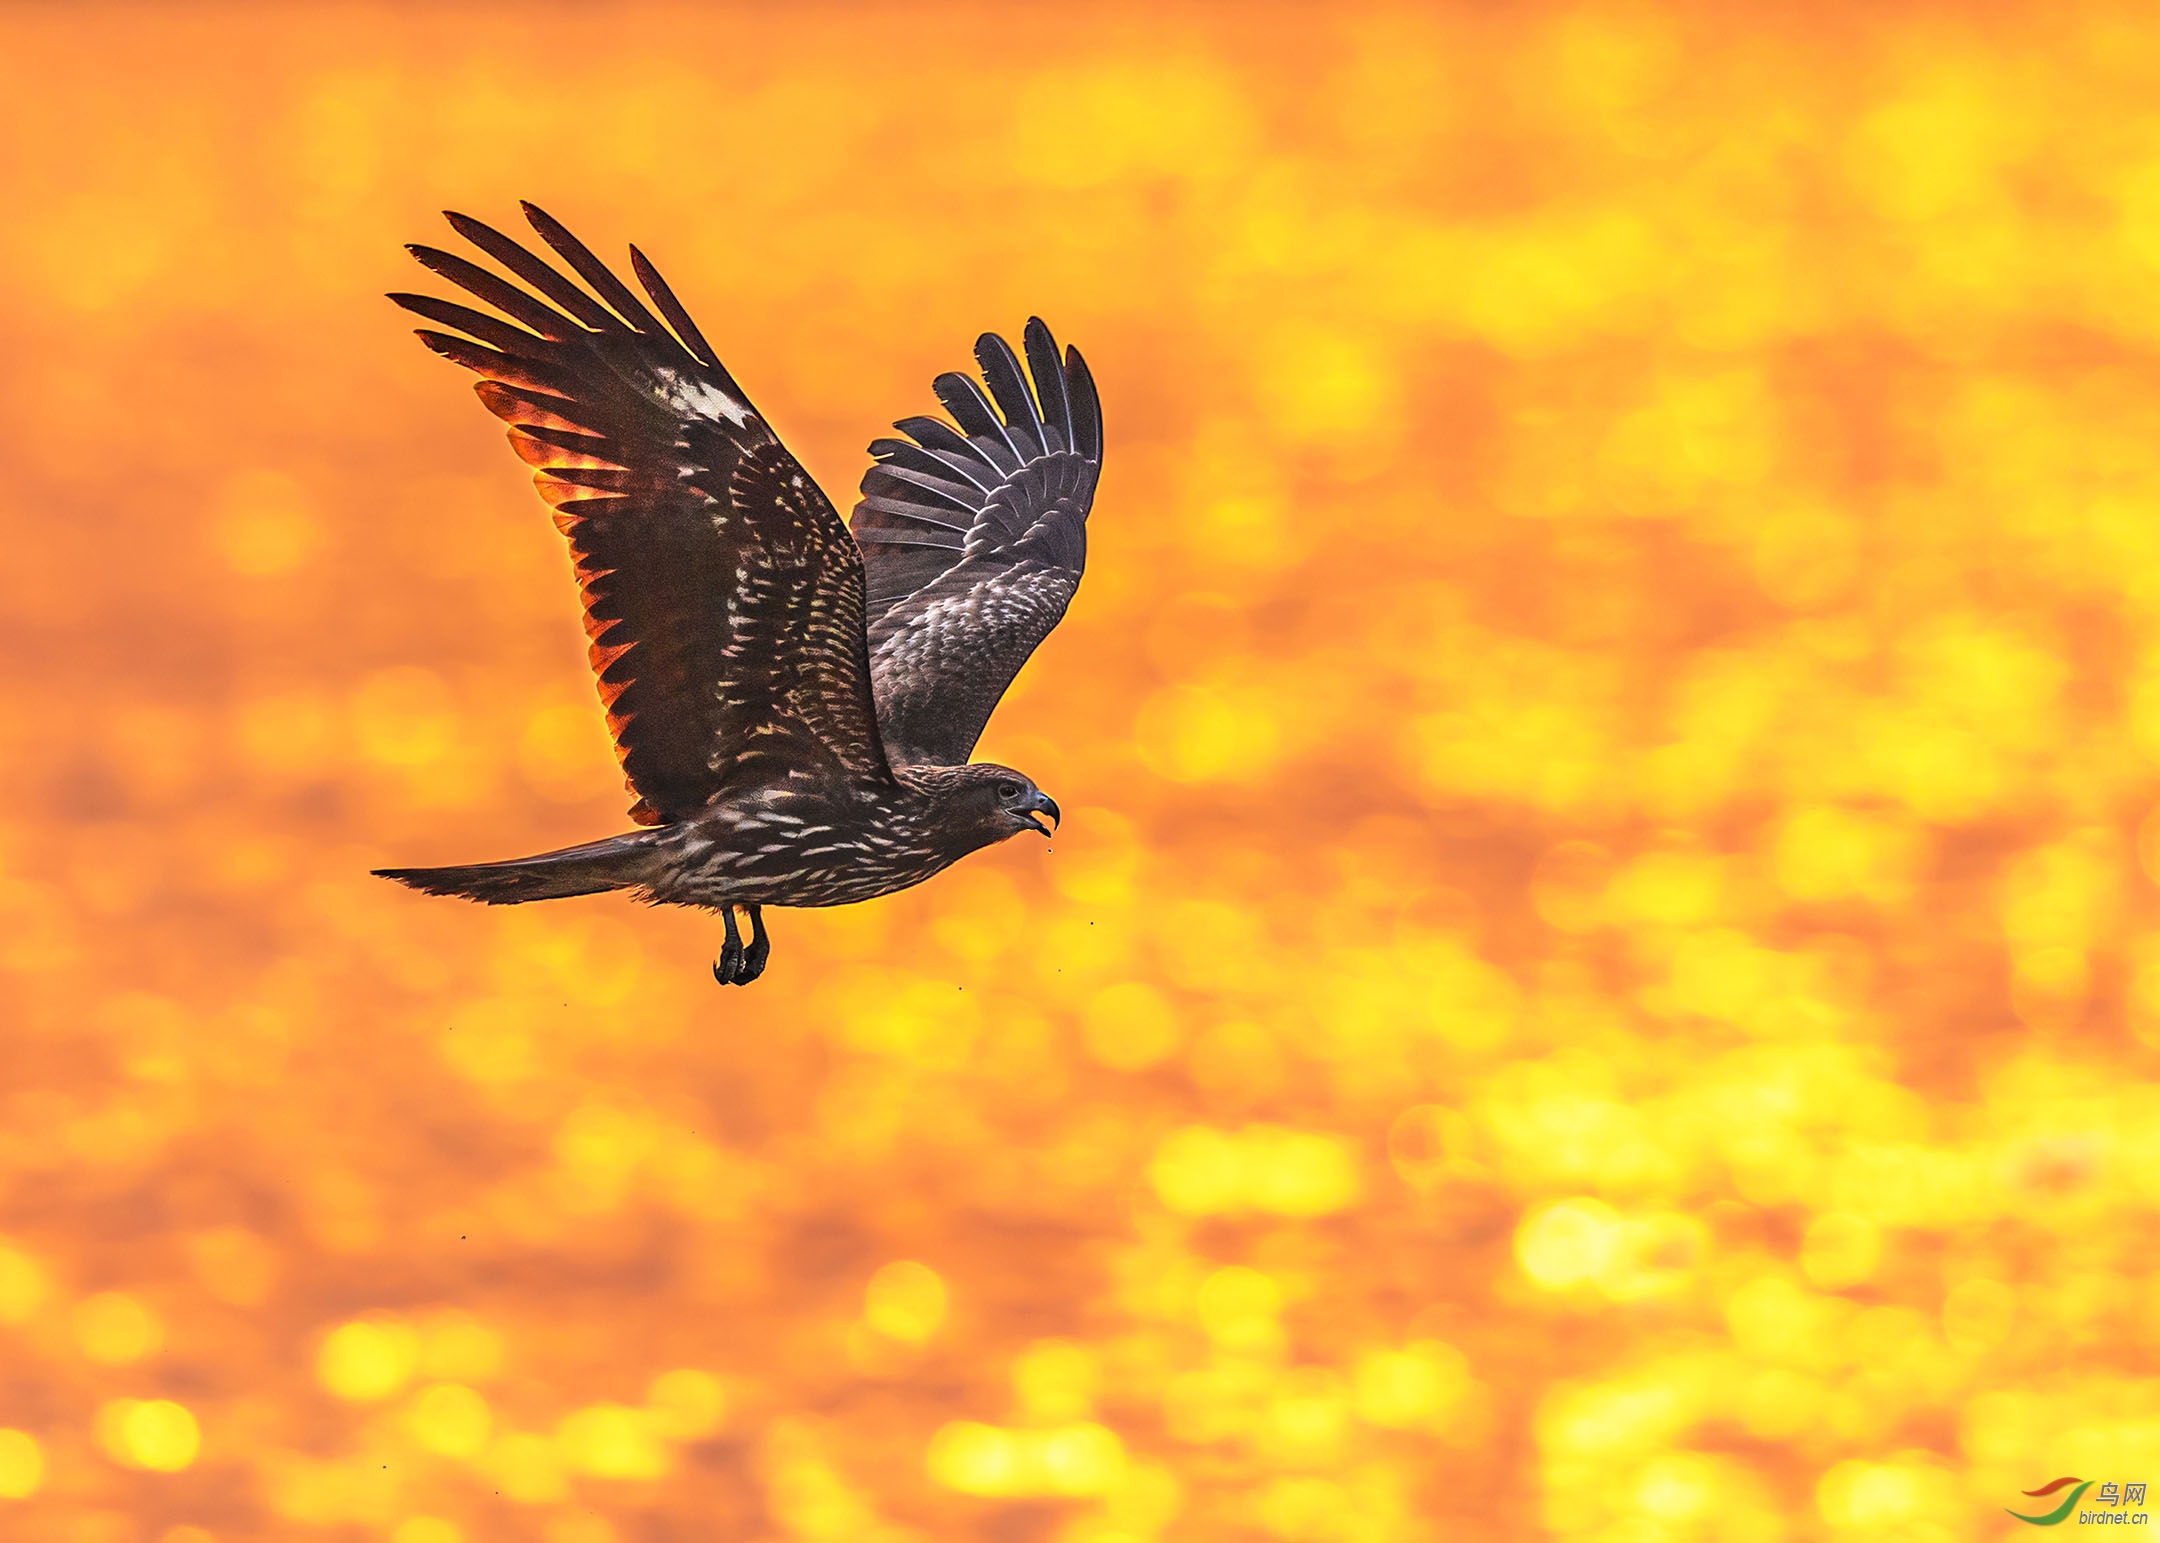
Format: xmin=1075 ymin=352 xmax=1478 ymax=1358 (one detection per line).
xmin=849 ymin=320 xmax=1103 ymax=766
xmin=394 ymin=204 xmax=892 ymax=825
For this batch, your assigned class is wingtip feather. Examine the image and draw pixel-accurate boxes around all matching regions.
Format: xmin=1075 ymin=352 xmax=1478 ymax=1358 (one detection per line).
xmin=518 ymin=201 xmax=668 ymax=338
xmin=412 ymin=328 xmax=477 ymax=358
xmin=976 ymin=329 xmax=1049 ymax=459
xmin=1064 ymin=342 xmax=1103 ymax=461
xmin=1022 ymin=318 xmax=1075 ymax=452
xmin=628 ymin=242 xmax=720 ymax=369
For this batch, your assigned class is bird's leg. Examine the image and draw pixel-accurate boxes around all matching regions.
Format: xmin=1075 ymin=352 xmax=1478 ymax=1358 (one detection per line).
xmin=740 ymin=905 xmax=770 ymax=983
xmin=714 ymin=904 xmax=746 ymax=986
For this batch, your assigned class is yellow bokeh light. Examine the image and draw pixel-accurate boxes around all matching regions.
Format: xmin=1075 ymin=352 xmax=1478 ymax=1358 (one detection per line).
xmin=0 ymin=1245 xmax=48 ymax=1325
xmin=1817 ymin=1457 xmax=1952 ymax=1528
xmin=96 ymin=1399 xmax=201 ymax=1473
xmin=406 ymin=1383 xmax=493 ymax=1458
xmin=0 ymin=1429 xmax=45 ymax=1499
xmin=73 ymin=1291 xmax=163 ymax=1365
xmin=350 ymin=667 xmax=458 ymax=769
xmin=1195 ymin=1266 xmax=1286 ymax=1355
xmin=1134 ymin=684 xmax=1282 ymax=785
xmin=1774 ymin=805 xmax=1921 ymax=905
xmin=556 ymin=1404 xmax=670 ymax=1481
xmin=864 ymin=1260 xmax=949 ymax=1344
xmin=1149 ymin=1125 xmax=1361 ymax=1217
xmin=1516 ymin=1198 xmax=1621 ymax=1289
xmin=645 ymin=1368 xmax=727 ymax=1440
xmin=317 ymin=1318 xmax=420 ymax=1402
xmin=1353 ymin=1342 xmax=1473 ymax=1431
xmin=1013 ymin=1340 xmax=1097 ymax=1422
xmin=417 ymin=1311 xmax=505 ymax=1382
xmin=925 ymin=1420 xmax=1128 ymax=1497
xmin=925 ymin=1421 xmax=1015 ymax=1495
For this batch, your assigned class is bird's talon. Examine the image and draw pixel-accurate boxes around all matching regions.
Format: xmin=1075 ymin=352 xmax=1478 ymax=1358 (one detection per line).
xmin=714 ymin=905 xmax=748 ymax=986
xmin=739 ymin=905 xmax=770 ymax=984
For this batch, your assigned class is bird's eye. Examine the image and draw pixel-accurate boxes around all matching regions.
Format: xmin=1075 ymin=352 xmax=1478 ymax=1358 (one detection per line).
xmin=996 ymin=781 xmax=1022 ymax=800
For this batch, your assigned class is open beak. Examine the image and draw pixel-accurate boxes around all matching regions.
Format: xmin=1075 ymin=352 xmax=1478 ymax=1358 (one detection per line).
xmin=1022 ymin=792 xmax=1061 ymax=836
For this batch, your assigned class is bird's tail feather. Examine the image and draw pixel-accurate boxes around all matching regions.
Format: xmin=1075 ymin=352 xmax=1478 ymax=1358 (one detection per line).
xmin=373 ymin=832 xmax=664 ymax=906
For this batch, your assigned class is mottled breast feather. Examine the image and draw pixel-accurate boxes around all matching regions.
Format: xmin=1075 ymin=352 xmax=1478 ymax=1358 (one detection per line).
xmin=849 ymin=319 xmax=1103 ymax=767
xmin=392 ymin=204 xmax=893 ymax=825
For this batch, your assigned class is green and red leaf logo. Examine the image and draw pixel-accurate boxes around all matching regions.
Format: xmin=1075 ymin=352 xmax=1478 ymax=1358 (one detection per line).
xmin=2008 ymin=1477 xmax=2093 ymax=1526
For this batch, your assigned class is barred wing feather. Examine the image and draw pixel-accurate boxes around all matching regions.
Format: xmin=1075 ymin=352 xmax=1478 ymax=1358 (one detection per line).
xmin=850 ymin=319 xmax=1103 ymax=766
xmin=392 ymin=204 xmax=892 ymax=826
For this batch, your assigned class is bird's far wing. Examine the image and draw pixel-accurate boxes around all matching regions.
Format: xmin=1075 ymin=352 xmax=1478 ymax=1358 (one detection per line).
xmin=394 ymin=204 xmax=892 ymax=825
xmin=850 ymin=319 xmax=1103 ymax=766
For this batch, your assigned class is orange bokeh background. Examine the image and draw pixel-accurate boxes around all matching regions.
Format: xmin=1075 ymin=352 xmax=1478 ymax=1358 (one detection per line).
xmin=6 ymin=3 xmax=2160 ymax=1539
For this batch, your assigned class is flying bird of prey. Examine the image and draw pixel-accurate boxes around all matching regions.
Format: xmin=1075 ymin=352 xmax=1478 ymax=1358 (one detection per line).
xmin=372 ymin=204 xmax=1101 ymax=985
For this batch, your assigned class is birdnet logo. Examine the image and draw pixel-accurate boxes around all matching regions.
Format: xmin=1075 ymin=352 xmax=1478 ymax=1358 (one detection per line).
xmin=2007 ymin=1477 xmax=2150 ymax=1526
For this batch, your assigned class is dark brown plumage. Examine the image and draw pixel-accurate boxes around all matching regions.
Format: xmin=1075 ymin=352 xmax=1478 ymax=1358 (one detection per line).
xmin=372 ymin=204 xmax=1101 ymax=985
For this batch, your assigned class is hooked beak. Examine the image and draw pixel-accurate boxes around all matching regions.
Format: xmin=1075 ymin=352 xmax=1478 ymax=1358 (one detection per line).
xmin=1021 ymin=791 xmax=1061 ymax=837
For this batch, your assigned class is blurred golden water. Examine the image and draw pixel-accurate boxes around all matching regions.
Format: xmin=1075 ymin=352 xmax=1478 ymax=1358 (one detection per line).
xmin=5 ymin=3 xmax=2160 ymax=1539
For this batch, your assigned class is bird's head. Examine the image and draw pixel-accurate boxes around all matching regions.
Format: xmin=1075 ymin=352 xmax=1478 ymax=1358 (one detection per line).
xmin=919 ymin=762 xmax=1061 ymax=850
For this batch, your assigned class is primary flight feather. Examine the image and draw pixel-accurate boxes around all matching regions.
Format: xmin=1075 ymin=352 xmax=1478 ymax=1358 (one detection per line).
xmin=372 ymin=203 xmax=1102 ymax=985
